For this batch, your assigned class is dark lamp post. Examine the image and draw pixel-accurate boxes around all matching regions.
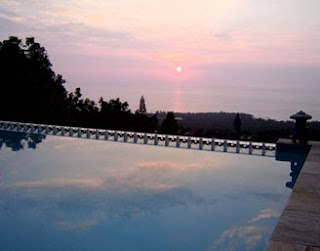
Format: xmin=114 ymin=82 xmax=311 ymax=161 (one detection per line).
xmin=290 ymin=111 xmax=312 ymax=144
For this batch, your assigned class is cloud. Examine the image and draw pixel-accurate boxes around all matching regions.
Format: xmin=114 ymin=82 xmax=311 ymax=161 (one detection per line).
xmin=3 ymin=162 xmax=181 ymax=193
xmin=0 ymin=174 xmax=202 ymax=232
xmin=212 ymin=31 xmax=233 ymax=43
xmin=248 ymin=209 xmax=281 ymax=223
xmin=208 ymin=225 xmax=266 ymax=251
xmin=1 ymin=151 xmax=212 ymax=232
xmin=207 ymin=208 xmax=281 ymax=251
xmin=137 ymin=161 xmax=203 ymax=171
xmin=55 ymin=219 xmax=99 ymax=231
xmin=44 ymin=22 xmax=132 ymax=42
xmin=12 ymin=178 xmax=104 ymax=189
xmin=1 ymin=0 xmax=320 ymax=66
xmin=0 ymin=17 xmax=31 ymax=33
xmin=6 ymin=175 xmax=175 ymax=192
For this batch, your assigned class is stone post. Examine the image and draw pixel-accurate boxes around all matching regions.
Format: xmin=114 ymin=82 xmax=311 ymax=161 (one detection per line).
xmin=290 ymin=111 xmax=312 ymax=144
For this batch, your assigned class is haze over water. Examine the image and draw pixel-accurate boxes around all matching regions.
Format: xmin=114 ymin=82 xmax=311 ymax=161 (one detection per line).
xmin=1 ymin=0 xmax=320 ymax=120
xmin=66 ymin=64 xmax=320 ymax=121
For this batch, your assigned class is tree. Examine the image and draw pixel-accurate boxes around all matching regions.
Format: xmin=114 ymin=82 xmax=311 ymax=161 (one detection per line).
xmin=233 ymin=113 xmax=242 ymax=139
xmin=0 ymin=36 xmax=30 ymax=121
xmin=160 ymin=112 xmax=178 ymax=134
xmin=136 ymin=95 xmax=147 ymax=114
xmin=0 ymin=36 xmax=68 ymax=123
xmin=109 ymin=98 xmax=130 ymax=113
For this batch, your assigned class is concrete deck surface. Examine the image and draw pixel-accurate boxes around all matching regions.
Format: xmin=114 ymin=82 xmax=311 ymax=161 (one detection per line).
xmin=266 ymin=140 xmax=320 ymax=250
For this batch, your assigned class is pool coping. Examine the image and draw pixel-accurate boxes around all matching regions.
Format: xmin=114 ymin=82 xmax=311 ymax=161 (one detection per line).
xmin=266 ymin=139 xmax=320 ymax=250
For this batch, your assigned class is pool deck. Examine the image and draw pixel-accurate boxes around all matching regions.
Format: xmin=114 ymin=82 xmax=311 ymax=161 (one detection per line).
xmin=266 ymin=139 xmax=320 ymax=251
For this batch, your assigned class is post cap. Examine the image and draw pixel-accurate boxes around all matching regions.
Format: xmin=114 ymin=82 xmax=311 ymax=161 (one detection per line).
xmin=290 ymin=110 xmax=312 ymax=120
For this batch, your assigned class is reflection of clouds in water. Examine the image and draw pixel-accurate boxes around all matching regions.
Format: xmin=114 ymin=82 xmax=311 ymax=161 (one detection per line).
xmin=50 ymin=137 xmax=99 ymax=151
xmin=3 ymin=158 xmax=204 ymax=192
xmin=48 ymin=136 xmax=118 ymax=154
xmin=208 ymin=209 xmax=281 ymax=251
xmin=6 ymin=175 xmax=176 ymax=193
xmin=2 ymin=158 xmax=203 ymax=191
xmin=0 ymin=155 xmax=223 ymax=232
xmin=137 ymin=161 xmax=203 ymax=171
xmin=10 ymin=178 xmax=104 ymax=189
xmin=0 ymin=136 xmax=289 ymax=241
xmin=0 ymin=161 xmax=21 ymax=178
xmin=55 ymin=219 xmax=99 ymax=231
xmin=0 ymin=170 xmax=202 ymax=231
xmin=209 ymin=225 xmax=266 ymax=251
xmin=248 ymin=209 xmax=280 ymax=223
xmin=0 ymin=148 xmax=21 ymax=178
xmin=0 ymin=147 xmax=12 ymax=154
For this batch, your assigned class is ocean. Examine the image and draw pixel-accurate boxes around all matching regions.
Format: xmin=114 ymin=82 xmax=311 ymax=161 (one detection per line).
xmin=61 ymin=64 xmax=320 ymax=121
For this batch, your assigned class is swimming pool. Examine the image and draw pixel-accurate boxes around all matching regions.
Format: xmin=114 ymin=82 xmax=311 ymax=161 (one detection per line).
xmin=0 ymin=130 xmax=291 ymax=250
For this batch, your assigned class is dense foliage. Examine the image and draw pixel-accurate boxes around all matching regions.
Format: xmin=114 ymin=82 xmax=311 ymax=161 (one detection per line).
xmin=0 ymin=36 xmax=158 ymax=132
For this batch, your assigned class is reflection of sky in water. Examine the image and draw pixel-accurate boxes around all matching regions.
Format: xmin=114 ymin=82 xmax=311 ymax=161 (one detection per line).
xmin=0 ymin=134 xmax=291 ymax=250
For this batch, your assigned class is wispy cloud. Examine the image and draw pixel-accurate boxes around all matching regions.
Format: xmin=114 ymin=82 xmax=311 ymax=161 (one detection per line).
xmin=12 ymin=178 xmax=104 ymax=189
xmin=0 ymin=174 xmax=200 ymax=231
xmin=55 ymin=219 xmax=99 ymax=231
xmin=248 ymin=209 xmax=281 ymax=223
xmin=2 ymin=0 xmax=320 ymax=65
xmin=209 ymin=225 xmax=267 ymax=251
xmin=137 ymin=161 xmax=203 ymax=171
xmin=207 ymin=208 xmax=281 ymax=251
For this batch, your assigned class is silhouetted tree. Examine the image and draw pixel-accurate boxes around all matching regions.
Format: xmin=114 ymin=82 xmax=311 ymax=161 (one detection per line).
xmin=97 ymin=97 xmax=134 ymax=130
xmin=109 ymin=98 xmax=130 ymax=113
xmin=136 ymin=95 xmax=147 ymax=114
xmin=160 ymin=112 xmax=178 ymax=134
xmin=234 ymin=113 xmax=242 ymax=139
xmin=0 ymin=36 xmax=68 ymax=124
xmin=148 ymin=114 xmax=159 ymax=132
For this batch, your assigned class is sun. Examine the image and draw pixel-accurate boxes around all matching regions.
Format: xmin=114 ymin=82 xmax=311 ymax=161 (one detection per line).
xmin=176 ymin=66 xmax=182 ymax=73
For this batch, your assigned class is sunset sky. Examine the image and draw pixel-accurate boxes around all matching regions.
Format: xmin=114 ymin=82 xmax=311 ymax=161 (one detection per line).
xmin=1 ymin=0 xmax=320 ymax=119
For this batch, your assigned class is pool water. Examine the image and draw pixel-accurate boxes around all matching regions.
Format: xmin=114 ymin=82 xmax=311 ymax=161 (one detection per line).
xmin=0 ymin=131 xmax=291 ymax=250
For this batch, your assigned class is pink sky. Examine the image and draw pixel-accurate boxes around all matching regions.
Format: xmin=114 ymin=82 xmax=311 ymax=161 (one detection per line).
xmin=1 ymin=0 xmax=320 ymax=119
